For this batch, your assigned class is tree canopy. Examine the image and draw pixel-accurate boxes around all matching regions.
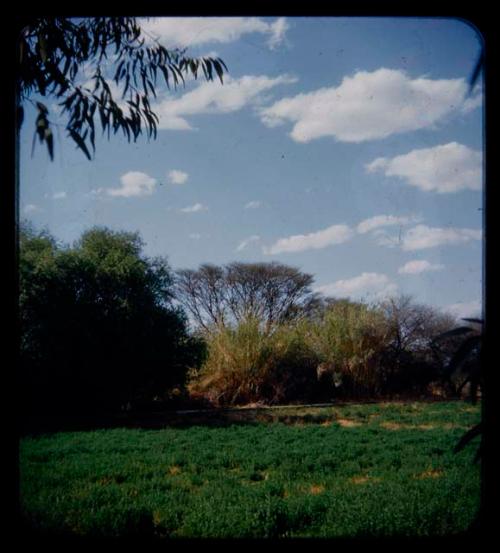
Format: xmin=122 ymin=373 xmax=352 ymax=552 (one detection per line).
xmin=19 ymin=224 xmax=205 ymax=414
xmin=17 ymin=17 xmax=228 ymax=160
xmin=174 ymin=262 xmax=318 ymax=332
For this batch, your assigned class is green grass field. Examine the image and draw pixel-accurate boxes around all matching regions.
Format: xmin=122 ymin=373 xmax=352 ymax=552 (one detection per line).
xmin=19 ymin=401 xmax=481 ymax=538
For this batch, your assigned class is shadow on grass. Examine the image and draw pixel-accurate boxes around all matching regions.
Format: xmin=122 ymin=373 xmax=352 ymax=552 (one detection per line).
xmin=19 ymin=396 xmax=465 ymax=436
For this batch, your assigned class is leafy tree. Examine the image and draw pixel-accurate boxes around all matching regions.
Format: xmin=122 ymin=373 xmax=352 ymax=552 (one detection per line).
xmin=19 ymin=224 xmax=205 ymax=414
xmin=17 ymin=17 xmax=228 ymax=160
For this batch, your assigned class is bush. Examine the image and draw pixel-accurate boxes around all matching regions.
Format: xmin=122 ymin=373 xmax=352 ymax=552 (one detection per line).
xmin=305 ymin=300 xmax=389 ymax=398
xmin=19 ymin=224 xmax=204 ymax=415
xmin=187 ymin=318 xmax=321 ymax=406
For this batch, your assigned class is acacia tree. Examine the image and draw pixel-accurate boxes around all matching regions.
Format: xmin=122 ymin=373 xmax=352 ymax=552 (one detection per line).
xmin=174 ymin=262 xmax=317 ymax=332
xmin=17 ymin=17 xmax=228 ymax=160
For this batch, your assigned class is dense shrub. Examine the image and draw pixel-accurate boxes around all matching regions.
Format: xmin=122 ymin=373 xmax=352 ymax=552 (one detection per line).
xmin=187 ymin=296 xmax=458 ymax=406
xmin=187 ymin=318 xmax=321 ymax=406
xmin=305 ymin=300 xmax=390 ymax=398
xmin=19 ymin=224 xmax=205 ymax=415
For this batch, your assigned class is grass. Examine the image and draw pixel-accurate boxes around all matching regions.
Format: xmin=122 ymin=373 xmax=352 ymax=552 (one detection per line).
xmin=18 ymin=400 xmax=481 ymax=538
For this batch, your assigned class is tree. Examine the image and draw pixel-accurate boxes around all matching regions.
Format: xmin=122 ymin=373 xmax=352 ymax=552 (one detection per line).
xmin=17 ymin=17 xmax=228 ymax=160
xmin=174 ymin=262 xmax=317 ymax=332
xmin=377 ymin=295 xmax=458 ymax=395
xmin=19 ymin=224 xmax=205 ymax=414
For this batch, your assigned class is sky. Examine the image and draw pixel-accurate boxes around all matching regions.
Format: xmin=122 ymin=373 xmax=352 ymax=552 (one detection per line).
xmin=19 ymin=16 xmax=484 ymax=320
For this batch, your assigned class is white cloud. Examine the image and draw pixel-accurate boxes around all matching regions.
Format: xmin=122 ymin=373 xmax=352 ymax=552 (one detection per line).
xmin=52 ymin=191 xmax=67 ymax=200
xmin=189 ymin=233 xmax=202 ymax=239
xmin=315 ymin=272 xmax=398 ymax=301
xmin=236 ymin=235 xmax=260 ymax=252
xmin=245 ymin=200 xmax=262 ymax=209
xmin=139 ymin=17 xmax=289 ymax=49
xmin=180 ymin=203 xmax=208 ymax=213
xmin=23 ymin=204 xmax=41 ymax=214
xmin=356 ymin=214 xmax=420 ymax=234
xmin=168 ymin=169 xmax=189 ymax=185
xmin=366 ymin=142 xmax=482 ymax=193
xmin=398 ymin=260 xmax=445 ymax=274
xmin=443 ymin=300 xmax=482 ymax=320
xmin=267 ymin=17 xmax=290 ymax=49
xmin=263 ymin=224 xmax=353 ymax=255
xmin=259 ymin=68 xmax=481 ymax=143
xmin=156 ymin=74 xmax=297 ymax=130
xmin=103 ymin=171 xmax=157 ymax=198
xmin=401 ymin=224 xmax=482 ymax=251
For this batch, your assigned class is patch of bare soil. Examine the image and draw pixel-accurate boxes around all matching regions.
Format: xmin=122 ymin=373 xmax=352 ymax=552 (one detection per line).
xmin=380 ymin=421 xmax=404 ymax=430
xmin=350 ymin=475 xmax=381 ymax=485
xmin=414 ymin=468 xmax=444 ymax=479
xmin=336 ymin=418 xmax=362 ymax=428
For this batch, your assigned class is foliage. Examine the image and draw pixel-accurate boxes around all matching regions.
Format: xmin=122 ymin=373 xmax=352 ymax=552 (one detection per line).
xmin=305 ymin=299 xmax=390 ymax=397
xmin=19 ymin=401 xmax=481 ymax=538
xmin=17 ymin=17 xmax=228 ymax=160
xmin=187 ymin=296 xmax=461 ymax=407
xmin=175 ymin=262 xmax=317 ymax=332
xmin=19 ymin=223 xmax=204 ymax=414
xmin=433 ymin=318 xmax=483 ymax=461
xmin=187 ymin=317 xmax=320 ymax=406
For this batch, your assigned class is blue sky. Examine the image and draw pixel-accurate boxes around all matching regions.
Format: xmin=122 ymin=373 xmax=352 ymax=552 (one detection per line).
xmin=20 ymin=16 xmax=484 ymax=319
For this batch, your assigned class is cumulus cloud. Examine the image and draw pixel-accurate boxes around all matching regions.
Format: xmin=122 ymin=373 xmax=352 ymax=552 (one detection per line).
xmin=156 ymin=74 xmax=297 ymax=130
xmin=315 ymin=272 xmax=398 ymax=301
xmin=366 ymin=142 xmax=482 ymax=193
xmin=267 ymin=17 xmax=290 ymax=49
xmin=52 ymin=191 xmax=67 ymax=200
xmin=259 ymin=68 xmax=481 ymax=143
xmin=401 ymin=224 xmax=482 ymax=251
xmin=97 ymin=171 xmax=157 ymax=198
xmin=140 ymin=17 xmax=289 ymax=49
xmin=443 ymin=300 xmax=482 ymax=320
xmin=263 ymin=224 xmax=353 ymax=255
xmin=180 ymin=202 xmax=208 ymax=213
xmin=245 ymin=200 xmax=262 ymax=209
xmin=398 ymin=260 xmax=445 ymax=274
xmin=168 ymin=169 xmax=189 ymax=185
xmin=356 ymin=214 xmax=420 ymax=234
xmin=236 ymin=235 xmax=260 ymax=252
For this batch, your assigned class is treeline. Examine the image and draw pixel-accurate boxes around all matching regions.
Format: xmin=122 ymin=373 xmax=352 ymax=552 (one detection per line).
xmin=19 ymin=224 xmax=469 ymax=415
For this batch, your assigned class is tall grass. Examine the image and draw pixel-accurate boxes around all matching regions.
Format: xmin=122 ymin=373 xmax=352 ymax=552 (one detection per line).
xmin=187 ymin=318 xmax=320 ymax=406
xmin=306 ymin=300 xmax=389 ymax=397
xmin=187 ymin=302 xmax=391 ymax=406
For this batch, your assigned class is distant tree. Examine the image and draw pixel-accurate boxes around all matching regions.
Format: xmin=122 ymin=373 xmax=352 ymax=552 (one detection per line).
xmin=378 ymin=295 xmax=458 ymax=395
xmin=174 ymin=262 xmax=317 ymax=332
xmin=17 ymin=17 xmax=228 ymax=160
xmin=19 ymin=224 xmax=205 ymax=414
